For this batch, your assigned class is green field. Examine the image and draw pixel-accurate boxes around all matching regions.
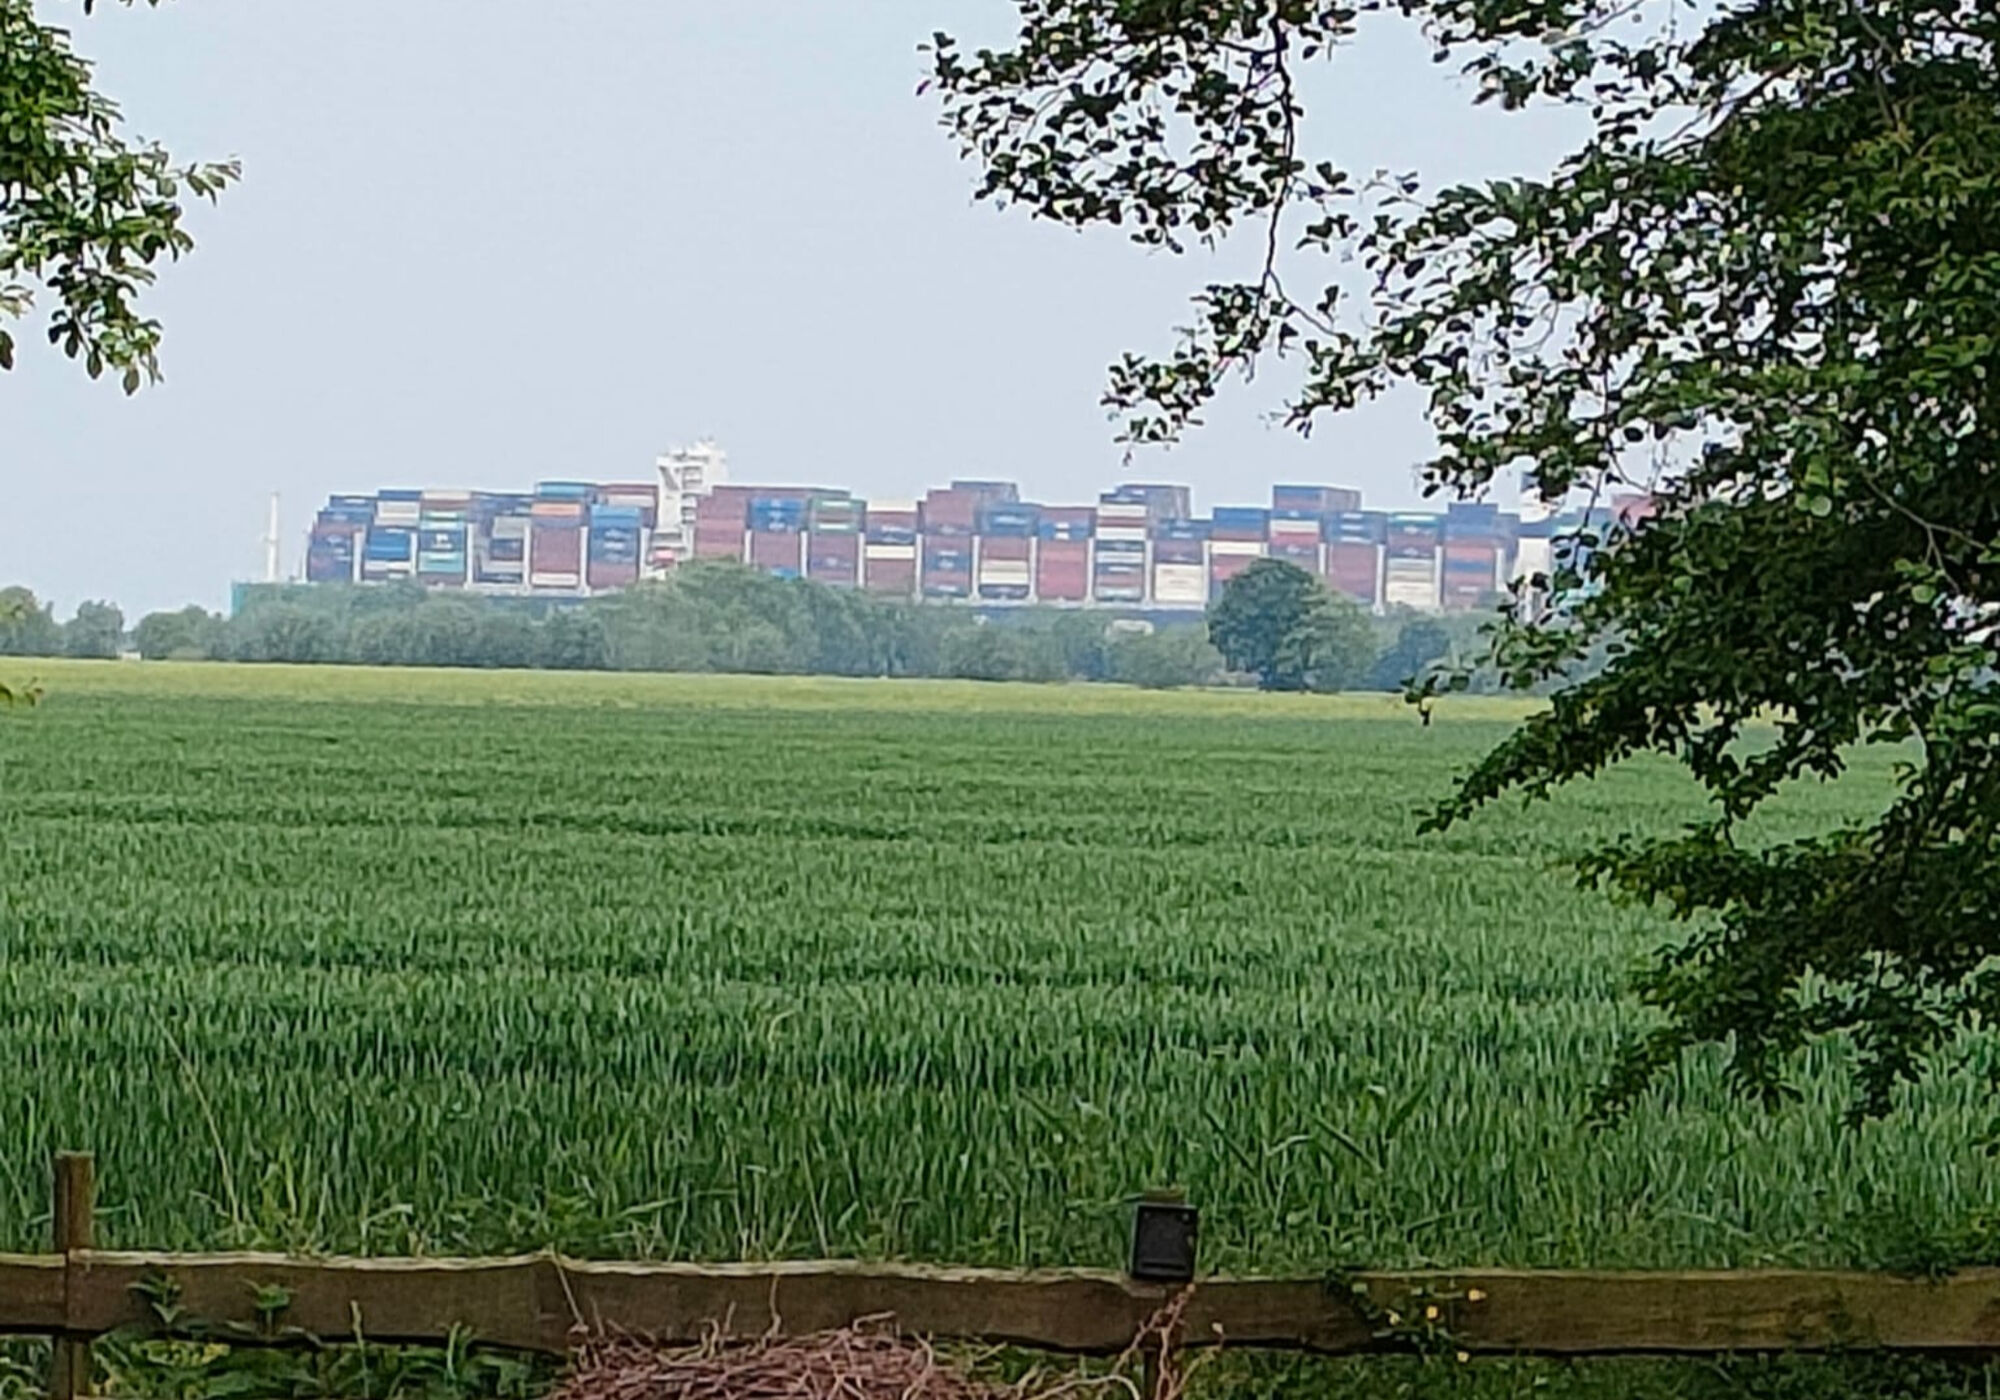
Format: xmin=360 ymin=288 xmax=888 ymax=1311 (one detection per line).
xmin=0 ymin=660 xmax=1988 ymax=1275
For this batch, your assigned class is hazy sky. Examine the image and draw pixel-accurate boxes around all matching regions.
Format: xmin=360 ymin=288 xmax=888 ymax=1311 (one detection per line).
xmin=3 ymin=2 xmax=1580 ymax=616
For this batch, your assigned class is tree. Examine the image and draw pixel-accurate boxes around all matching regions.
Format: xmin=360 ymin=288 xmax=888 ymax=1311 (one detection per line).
xmin=0 ymin=586 xmax=51 ymax=708
xmin=1208 ymin=558 xmax=1334 ymax=691
xmin=1107 ymin=625 xmax=1223 ymax=690
xmin=474 ymin=608 xmax=544 ymax=672
xmin=933 ymin=2 xmax=2000 ymax=1115
xmin=61 ymin=599 xmax=123 ymax=658
xmin=939 ymin=621 xmax=1055 ymax=683
xmin=538 ymin=609 xmax=609 ymax=672
xmin=1367 ymin=613 xmax=1453 ymax=695
xmin=0 ymin=587 xmax=62 ymax=656
xmin=2 ymin=0 xmax=236 ymax=386
xmin=230 ymin=604 xmax=337 ymax=665
xmin=1277 ymin=592 xmax=1376 ymax=694
xmin=133 ymin=605 xmax=224 ymax=660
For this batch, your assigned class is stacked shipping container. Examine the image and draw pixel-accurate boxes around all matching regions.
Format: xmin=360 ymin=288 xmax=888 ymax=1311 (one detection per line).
xmin=920 ymin=486 xmax=980 ymax=599
xmin=305 ymin=473 xmax=1593 ymax=614
xmin=748 ymin=494 xmax=808 ymax=579
xmin=1324 ymin=512 xmax=1385 ymax=609
xmin=1208 ymin=506 xmax=1268 ymax=595
xmin=1383 ymin=513 xmax=1442 ymax=611
xmin=807 ymin=495 xmax=863 ymax=588
xmin=1035 ymin=507 xmax=1092 ymax=603
xmin=693 ymin=487 xmax=752 ymax=563
xmin=864 ymin=501 xmax=919 ymax=597
xmin=976 ymin=501 xmax=1037 ymax=601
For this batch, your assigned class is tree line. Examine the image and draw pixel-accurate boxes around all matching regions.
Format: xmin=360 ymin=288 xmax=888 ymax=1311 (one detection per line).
xmin=0 ymin=561 xmax=1495 ymax=693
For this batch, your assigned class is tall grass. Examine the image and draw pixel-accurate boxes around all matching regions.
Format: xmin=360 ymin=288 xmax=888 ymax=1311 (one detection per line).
xmin=0 ymin=661 xmax=1982 ymax=1272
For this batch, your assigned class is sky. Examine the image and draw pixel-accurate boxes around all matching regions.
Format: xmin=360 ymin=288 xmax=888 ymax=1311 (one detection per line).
xmin=2 ymin=1 xmax=1582 ymax=617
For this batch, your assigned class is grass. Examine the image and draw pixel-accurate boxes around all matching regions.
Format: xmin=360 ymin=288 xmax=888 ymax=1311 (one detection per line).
xmin=0 ymin=658 xmax=1988 ymax=1280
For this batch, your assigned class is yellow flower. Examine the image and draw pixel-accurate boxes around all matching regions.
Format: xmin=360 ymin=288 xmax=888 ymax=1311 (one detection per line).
xmin=1466 ymin=1288 xmax=1488 ymax=1303
xmin=1425 ymin=1305 xmax=1440 ymax=1321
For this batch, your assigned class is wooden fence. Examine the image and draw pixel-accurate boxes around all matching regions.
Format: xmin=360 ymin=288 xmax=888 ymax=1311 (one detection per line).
xmin=16 ymin=1155 xmax=2000 ymax=1398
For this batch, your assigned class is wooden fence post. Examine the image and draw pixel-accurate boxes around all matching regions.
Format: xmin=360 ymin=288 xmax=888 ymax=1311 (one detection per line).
xmin=51 ymin=1153 xmax=94 ymax=1400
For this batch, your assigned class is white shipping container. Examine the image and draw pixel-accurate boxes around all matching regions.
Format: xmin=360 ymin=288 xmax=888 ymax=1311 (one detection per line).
xmin=530 ymin=572 xmax=582 ymax=589
xmin=1513 ymin=538 xmax=1553 ymax=581
xmin=1097 ymin=502 xmax=1148 ymax=518
xmin=1152 ymin=564 xmax=1208 ymax=606
xmin=375 ymin=502 xmax=421 ymax=526
xmin=865 ymin=543 xmax=918 ymax=560
xmin=1095 ymin=526 xmax=1148 ymax=543
xmin=871 ymin=499 xmax=919 ymax=514
xmin=1210 ymin=540 xmax=1265 ymax=557
xmin=1383 ymin=578 xmax=1439 ymax=610
xmin=977 ymin=562 xmax=1033 ymax=584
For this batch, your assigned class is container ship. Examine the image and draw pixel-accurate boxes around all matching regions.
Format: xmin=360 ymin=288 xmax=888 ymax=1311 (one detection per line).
xmin=303 ymin=442 xmax=1641 ymax=614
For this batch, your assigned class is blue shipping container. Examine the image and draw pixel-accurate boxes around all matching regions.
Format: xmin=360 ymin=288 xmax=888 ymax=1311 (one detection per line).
xmin=364 ymin=527 xmax=414 ymax=561
xmin=591 ymin=526 xmax=641 ymax=563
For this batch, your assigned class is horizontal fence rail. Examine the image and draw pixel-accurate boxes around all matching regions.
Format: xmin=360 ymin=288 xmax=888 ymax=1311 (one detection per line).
xmin=17 ymin=1155 xmax=2000 ymax=1372
xmin=16 ymin=1252 xmax=2000 ymax=1358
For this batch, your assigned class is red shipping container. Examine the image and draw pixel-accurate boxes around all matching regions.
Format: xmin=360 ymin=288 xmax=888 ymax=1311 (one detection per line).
xmin=693 ymin=530 xmax=745 ymax=562
xmin=921 ymin=489 xmax=979 ymax=534
xmin=808 ymin=532 xmax=860 ymax=586
xmin=978 ymin=535 xmax=1032 ymax=563
xmin=1036 ymin=540 xmax=1090 ymax=601
xmin=530 ymin=524 xmax=583 ymax=573
xmin=1326 ymin=543 xmax=1380 ymax=605
xmin=864 ymin=557 xmax=917 ymax=595
xmin=1209 ymin=554 xmax=1260 ymax=588
xmin=749 ymin=530 xmax=802 ymax=573
xmin=587 ymin=558 xmax=641 ymax=591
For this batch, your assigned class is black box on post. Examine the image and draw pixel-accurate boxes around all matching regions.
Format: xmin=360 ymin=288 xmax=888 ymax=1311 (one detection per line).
xmin=1128 ymin=1198 xmax=1199 ymax=1283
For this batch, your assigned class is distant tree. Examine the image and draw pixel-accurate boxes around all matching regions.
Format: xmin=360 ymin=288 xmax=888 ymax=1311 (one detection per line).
xmin=538 ymin=608 xmax=609 ymax=672
xmin=132 ymin=605 xmax=225 ymax=660
xmin=1209 ymin=559 xmax=1363 ymax=691
xmin=61 ymin=600 xmax=124 ymax=658
xmin=1366 ymin=613 xmax=1454 ymax=694
xmin=0 ymin=588 xmax=62 ymax=656
xmin=800 ymin=584 xmax=886 ymax=678
xmin=474 ymin=608 xmax=544 ymax=671
xmin=230 ymin=605 xmax=337 ymax=665
xmin=1046 ymin=610 xmax=1115 ymax=683
xmin=0 ymin=587 xmax=47 ymax=708
xmin=1107 ymin=626 xmax=1223 ymax=690
xmin=1 ymin=0 xmax=237 ymax=386
xmin=940 ymin=622 xmax=1050 ymax=683
xmin=1277 ymin=593 xmax=1376 ymax=694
